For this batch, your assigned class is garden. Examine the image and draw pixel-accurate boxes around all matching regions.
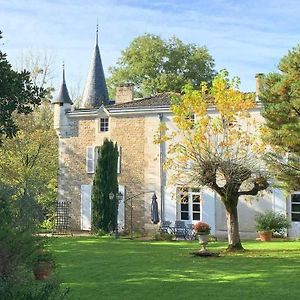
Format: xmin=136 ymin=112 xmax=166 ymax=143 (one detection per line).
xmin=49 ymin=236 xmax=300 ymax=300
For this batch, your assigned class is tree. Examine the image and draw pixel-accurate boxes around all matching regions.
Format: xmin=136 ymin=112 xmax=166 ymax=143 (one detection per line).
xmin=0 ymin=104 xmax=58 ymax=227
xmin=0 ymin=31 xmax=46 ymax=143
xmin=92 ymin=139 xmax=119 ymax=232
xmin=157 ymin=70 xmax=268 ymax=251
xmin=260 ymin=45 xmax=300 ymax=191
xmin=0 ymin=48 xmax=58 ymax=229
xmin=108 ymin=34 xmax=215 ymax=97
xmin=0 ymin=33 xmax=64 ymax=298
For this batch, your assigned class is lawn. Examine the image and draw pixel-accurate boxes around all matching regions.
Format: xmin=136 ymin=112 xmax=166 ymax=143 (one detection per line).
xmin=49 ymin=237 xmax=300 ymax=300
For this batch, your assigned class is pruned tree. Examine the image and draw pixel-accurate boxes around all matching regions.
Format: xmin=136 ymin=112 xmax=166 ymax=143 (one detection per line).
xmin=260 ymin=45 xmax=300 ymax=191
xmin=92 ymin=139 xmax=119 ymax=232
xmin=108 ymin=34 xmax=215 ymax=97
xmin=157 ymin=70 xmax=269 ymax=251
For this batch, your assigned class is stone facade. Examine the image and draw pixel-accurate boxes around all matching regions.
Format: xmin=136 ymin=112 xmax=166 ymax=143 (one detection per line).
xmin=52 ymin=33 xmax=299 ymax=238
xmin=111 ymin=116 xmax=147 ymax=232
xmin=55 ymin=108 xmax=162 ymax=232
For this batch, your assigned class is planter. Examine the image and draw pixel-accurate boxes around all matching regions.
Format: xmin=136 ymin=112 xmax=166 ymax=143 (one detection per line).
xmin=198 ymin=233 xmax=209 ymax=252
xmin=258 ymin=231 xmax=272 ymax=242
xmin=33 ymin=261 xmax=53 ymax=280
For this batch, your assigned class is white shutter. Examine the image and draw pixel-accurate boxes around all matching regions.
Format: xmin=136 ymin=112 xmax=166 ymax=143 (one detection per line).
xmin=117 ymin=146 xmax=121 ymax=174
xmin=81 ymin=184 xmax=92 ymax=230
xmin=86 ymin=146 xmax=95 ymax=173
xmin=94 ymin=146 xmax=99 ymax=169
xmin=118 ymin=185 xmax=125 ymax=230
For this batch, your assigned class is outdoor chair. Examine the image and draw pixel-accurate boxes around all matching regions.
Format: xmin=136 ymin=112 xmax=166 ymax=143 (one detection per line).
xmin=159 ymin=220 xmax=173 ymax=234
xmin=174 ymin=220 xmax=187 ymax=240
xmin=185 ymin=224 xmax=197 ymax=240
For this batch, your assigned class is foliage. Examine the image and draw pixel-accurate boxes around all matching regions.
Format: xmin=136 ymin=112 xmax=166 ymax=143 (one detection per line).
xmin=194 ymin=221 xmax=211 ymax=234
xmin=0 ymin=187 xmax=67 ymax=299
xmin=50 ymin=237 xmax=300 ymax=299
xmin=255 ymin=211 xmax=290 ymax=234
xmin=92 ymin=139 xmax=119 ymax=232
xmin=260 ymin=45 xmax=300 ymax=191
xmin=156 ymin=70 xmax=269 ymax=250
xmin=0 ymin=103 xmax=58 ymax=228
xmin=108 ymin=34 xmax=215 ymax=97
xmin=32 ymin=249 xmax=56 ymax=266
xmin=0 ymin=46 xmax=58 ymax=229
xmin=0 ymin=277 xmax=69 ymax=300
xmin=0 ymin=31 xmax=46 ymax=144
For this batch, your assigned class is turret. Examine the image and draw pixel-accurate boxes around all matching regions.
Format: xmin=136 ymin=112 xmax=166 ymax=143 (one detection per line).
xmin=80 ymin=25 xmax=109 ymax=108
xmin=52 ymin=64 xmax=73 ymax=134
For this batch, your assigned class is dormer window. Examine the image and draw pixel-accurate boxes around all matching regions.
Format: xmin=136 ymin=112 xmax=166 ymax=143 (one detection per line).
xmin=100 ymin=118 xmax=109 ymax=132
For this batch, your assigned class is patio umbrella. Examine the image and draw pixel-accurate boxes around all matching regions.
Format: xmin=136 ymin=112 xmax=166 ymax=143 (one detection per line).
xmin=151 ymin=193 xmax=160 ymax=224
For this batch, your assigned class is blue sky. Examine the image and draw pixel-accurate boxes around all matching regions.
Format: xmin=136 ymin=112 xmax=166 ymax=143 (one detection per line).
xmin=1 ymin=0 xmax=300 ymax=96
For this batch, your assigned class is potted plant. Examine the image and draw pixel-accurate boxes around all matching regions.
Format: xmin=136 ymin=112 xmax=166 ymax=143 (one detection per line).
xmin=255 ymin=211 xmax=290 ymax=241
xmin=32 ymin=249 xmax=55 ymax=280
xmin=194 ymin=221 xmax=211 ymax=252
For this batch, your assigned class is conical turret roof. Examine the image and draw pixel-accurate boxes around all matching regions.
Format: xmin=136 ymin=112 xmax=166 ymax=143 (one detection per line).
xmin=52 ymin=65 xmax=73 ymax=105
xmin=80 ymin=27 xmax=109 ymax=108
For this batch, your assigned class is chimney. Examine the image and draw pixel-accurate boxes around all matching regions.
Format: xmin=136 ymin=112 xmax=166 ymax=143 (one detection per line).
xmin=115 ymin=83 xmax=134 ymax=105
xmin=255 ymin=73 xmax=264 ymax=99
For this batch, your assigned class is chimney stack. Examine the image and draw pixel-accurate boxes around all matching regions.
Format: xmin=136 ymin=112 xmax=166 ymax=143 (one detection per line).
xmin=115 ymin=83 xmax=134 ymax=105
xmin=255 ymin=73 xmax=264 ymax=99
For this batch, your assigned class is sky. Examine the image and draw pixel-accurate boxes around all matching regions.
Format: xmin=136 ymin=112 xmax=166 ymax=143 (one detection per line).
xmin=1 ymin=0 xmax=300 ymax=97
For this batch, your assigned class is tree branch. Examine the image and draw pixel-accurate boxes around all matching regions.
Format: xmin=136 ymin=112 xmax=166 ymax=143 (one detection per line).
xmin=238 ymin=178 xmax=269 ymax=196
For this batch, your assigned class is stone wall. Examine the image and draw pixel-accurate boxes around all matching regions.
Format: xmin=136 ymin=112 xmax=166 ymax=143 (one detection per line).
xmin=110 ymin=116 xmax=147 ymax=232
xmin=57 ymin=112 xmax=160 ymax=233
xmin=58 ymin=118 xmax=97 ymax=229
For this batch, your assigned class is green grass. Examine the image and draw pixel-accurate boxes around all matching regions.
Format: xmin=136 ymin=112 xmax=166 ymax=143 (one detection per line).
xmin=49 ymin=237 xmax=300 ymax=300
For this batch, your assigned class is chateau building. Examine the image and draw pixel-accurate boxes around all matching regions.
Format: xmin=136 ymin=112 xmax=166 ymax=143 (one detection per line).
xmin=52 ymin=31 xmax=300 ymax=238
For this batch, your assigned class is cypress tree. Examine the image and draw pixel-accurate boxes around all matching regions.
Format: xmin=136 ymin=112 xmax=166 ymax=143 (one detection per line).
xmin=92 ymin=139 xmax=119 ymax=232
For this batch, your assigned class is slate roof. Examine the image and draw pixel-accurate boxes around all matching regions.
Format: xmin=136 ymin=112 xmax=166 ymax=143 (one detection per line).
xmin=107 ymin=92 xmax=177 ymax=110
xmin=80 ymin=31 xmax=109 ymax=108
xmin=52 ymin=67 xmax=73 ymax=105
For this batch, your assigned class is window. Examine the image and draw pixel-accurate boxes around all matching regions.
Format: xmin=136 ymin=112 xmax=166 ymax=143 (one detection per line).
xmin=86 ymin=147 xmax=95 ymax=173
xmin=291 ymin=194 xmax=300 ymax=222
xmin=86 ymin=146 xmax=98 ymax=174
xmin=100 ymin=118 xmax=109 ymax=132
xmin=178 ymin=187 xmax=201 ymax=222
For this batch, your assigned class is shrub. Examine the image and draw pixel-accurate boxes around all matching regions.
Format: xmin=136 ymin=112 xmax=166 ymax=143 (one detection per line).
xmin=0 ymin=186 xmax=67 ymax=299
xmin=255 ymin=211 xmax=290 ymax=234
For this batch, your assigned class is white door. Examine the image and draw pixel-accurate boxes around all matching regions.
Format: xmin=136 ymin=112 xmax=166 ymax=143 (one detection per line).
xmin=118 ymin=185 xmax=125 ymax=230
xmin=81 ymin=185 xmax=92 ymax=230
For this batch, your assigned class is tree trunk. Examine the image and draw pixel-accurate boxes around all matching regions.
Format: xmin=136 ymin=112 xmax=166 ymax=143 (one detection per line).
xmin=225 ymin=201 xmax=244 ymax=251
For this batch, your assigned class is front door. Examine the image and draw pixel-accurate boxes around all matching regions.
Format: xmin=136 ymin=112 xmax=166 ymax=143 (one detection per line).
xmin=81 ymin=185 xmax=92 ymax=231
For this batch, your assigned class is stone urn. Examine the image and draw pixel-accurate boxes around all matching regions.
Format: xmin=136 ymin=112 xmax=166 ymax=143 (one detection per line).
xmin=33 ymin=260 xmax=53 ymax=280
xmin=198 ymin=232 xmax=209 ymax=253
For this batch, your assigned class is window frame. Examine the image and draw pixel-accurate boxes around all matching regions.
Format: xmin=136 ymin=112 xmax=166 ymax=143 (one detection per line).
xmin=99 ymin=117 xmax=109 ymax=132
xmin=177 ymin=187 xmax=202 ymax=222
xmin=291 ymin=193 xmax=300 ymax=222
